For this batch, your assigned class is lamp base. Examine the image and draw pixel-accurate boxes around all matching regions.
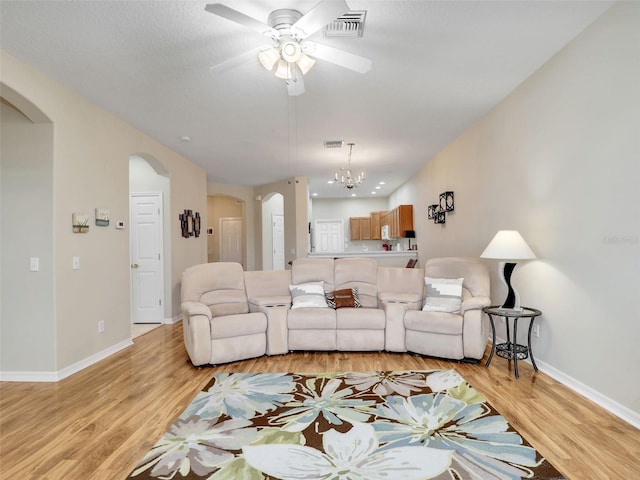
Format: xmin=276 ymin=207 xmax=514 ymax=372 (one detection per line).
xmin=499 ymin=261 xmax=522 ymax=310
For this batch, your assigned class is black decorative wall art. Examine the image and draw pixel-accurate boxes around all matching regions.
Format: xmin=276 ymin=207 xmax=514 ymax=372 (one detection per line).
xmin=428 ymin=191 xmax=454 ymax=225
xmin=179 ymin=210 xmax=201 ymax=238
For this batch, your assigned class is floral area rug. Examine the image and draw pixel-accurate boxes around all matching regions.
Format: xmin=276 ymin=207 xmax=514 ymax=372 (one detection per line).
xmin=127 ymin=370 xmax=565 ymax=480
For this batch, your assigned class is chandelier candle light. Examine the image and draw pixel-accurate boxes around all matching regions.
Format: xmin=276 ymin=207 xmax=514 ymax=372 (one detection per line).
xmin=480 ymin=230 xmax=536 ymax=311
xmin=333 ymin=143 xmax=365 ymax=189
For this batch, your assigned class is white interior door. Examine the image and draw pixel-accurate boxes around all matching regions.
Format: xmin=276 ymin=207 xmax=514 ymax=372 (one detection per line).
xmin=220 ymin=217 xmax=243 ymax=264
xmin=130 ymin=193 xmax=164 ymax=324
xmin=272 ymin=213 xmax=285 ymax=270
xmin=314 ymin=219 xmax=344 ymax=252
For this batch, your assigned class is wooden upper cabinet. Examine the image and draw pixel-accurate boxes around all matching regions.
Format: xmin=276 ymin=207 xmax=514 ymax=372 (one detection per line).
xmin=380 ymin=211 xmax=389 ymax=227
xmin=388 ymin=205 xmax=413 ymax=238
xmin=370 ymin=212 xmax=381 ymax=240
xmin=349 ymin=217 xmax=371 ymax=240
xmin=360 ymin=217 xmax=371 ymax=240
xmin=349 ymin=217 xmax=361 ymax=241
xmin=397 ymin=205 xmax=414 ymax=238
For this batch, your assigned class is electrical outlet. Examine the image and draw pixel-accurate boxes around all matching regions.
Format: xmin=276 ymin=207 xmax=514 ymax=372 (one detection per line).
xmin=533 ymin=324 xmax=540 ymax=338
xmin=98 ymin=320 xmax=105 ymax=334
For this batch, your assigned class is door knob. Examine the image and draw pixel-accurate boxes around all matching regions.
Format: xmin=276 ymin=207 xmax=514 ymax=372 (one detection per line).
xmin=131 ymin=263 xmax=139 ymax=268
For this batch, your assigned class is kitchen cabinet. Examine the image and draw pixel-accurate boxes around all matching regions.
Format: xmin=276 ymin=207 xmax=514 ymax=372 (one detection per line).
xmin=370 ymin=211 xmax=386 ymax=240
xmin=349 ymin=217 xmax=371 ymax=240
xmin=388 ymin=205 xmax=413 ymax=238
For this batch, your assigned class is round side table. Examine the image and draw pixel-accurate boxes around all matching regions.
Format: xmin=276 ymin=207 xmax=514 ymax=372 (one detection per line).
xmin=483 ymin=306 xmax=542 ymax=379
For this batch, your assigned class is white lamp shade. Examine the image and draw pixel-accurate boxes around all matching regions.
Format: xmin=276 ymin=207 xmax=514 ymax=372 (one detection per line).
xmin=274 ymin=59 xmax=292 ymax=79
xmin=480 ymin=230 xmax=536 ymax=260
xmin=296 ymin=53 xmax=315 ymax=75
xmin=258 ymin=47 xmax=280 ymax=71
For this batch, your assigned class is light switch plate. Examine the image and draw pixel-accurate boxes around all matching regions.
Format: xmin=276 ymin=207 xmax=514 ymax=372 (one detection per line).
xmin=72 ymin=256 xmax=80 ymax=270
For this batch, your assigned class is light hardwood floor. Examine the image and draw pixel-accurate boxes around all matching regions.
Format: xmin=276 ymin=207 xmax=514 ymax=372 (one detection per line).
xmin=1 ymin=323 xmax=638 ymax=479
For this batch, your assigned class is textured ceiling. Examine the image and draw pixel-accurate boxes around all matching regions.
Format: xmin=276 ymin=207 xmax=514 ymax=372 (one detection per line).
xmin=0 ymin=1 xmax=612 ymax=198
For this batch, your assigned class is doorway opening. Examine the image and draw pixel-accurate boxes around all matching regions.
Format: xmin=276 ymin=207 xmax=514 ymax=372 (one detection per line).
xmin=129 ymin=154 xmax=170 ymax=332
xmin=261 ymin=193 xmax=285 ymax=270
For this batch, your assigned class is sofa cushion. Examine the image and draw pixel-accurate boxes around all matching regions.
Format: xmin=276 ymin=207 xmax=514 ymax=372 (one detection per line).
xmin=334 ymin=258 xmax=378 ymax=308
xmin=288 ymin=308 xmax=337 ymax=329
xmin=290 ymin=282 xmax=329 ymax=309
xmin=291 ymin=258 xmax=335 ymax=291
xmin=404 ymin=310 xmax=463 ymax=335
xmin=336 ymin=307 xmax=385 ymax=329
xmin=210 ymin=312 xmax=267 ymax=339
xmin=422 ymin=277 xmax=463 ymax=313
xmin=201 ymin=290 xmax=250 ymax=317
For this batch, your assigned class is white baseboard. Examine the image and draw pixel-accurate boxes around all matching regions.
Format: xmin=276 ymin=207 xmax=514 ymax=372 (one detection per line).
xmin=490 ymin=336 xmax=639 ymax=429
xmin=0 ymin=339 xmax=133 ymax=383
xmin=535 ymin=358 xmax=640 ymax=429
xmin=165 ymin=314 xmax=182 ymax=325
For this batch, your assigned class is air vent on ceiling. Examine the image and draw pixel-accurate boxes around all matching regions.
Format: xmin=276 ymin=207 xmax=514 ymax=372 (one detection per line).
xmin=324 ymin=140 xmax=344 ymax=148
xmin=325 ymin=11 xmax=366 ymax=38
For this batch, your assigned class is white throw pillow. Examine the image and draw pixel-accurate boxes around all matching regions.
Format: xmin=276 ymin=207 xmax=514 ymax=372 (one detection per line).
xmin=422 ymin=277 xmax=464 ymax=313
xmin=289 ymin=281 xmax=329 ymax=309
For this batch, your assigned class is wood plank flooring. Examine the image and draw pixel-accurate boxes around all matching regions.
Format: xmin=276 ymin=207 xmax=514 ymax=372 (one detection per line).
xmin=1 ymin=322 xmax=638 ymax=479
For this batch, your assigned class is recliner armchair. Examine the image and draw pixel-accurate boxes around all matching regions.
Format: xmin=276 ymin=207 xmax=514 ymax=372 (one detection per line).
xmin=181 ymin=262 xmax=267 ymax=366
xmin=404 ymin=257 xmax=491 ymax=362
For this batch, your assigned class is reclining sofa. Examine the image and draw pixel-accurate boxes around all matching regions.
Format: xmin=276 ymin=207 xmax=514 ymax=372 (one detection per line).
xmin=181 ymin=257 xmax=491 ymax=367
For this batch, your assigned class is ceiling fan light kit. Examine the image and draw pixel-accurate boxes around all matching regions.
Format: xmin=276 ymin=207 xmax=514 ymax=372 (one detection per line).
xmin=258 ymin=47 xmax=280 ymax=70
xmin=205 ymin=1 xmax=371 ymax=96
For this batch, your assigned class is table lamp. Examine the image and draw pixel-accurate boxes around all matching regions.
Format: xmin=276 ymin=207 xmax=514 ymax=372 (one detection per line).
xmin=404 ymin=230 xmax=416 ymax=250
xmin=480 ymin=230 xmax=536 ymax=310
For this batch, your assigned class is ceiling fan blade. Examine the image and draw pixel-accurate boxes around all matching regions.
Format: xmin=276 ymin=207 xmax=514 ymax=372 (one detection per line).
xmin=209 ymin=46 xmax=263 ymax=74
xmin=205 ymin=3 xmax=278 ymax=39
xmin=302 ymin=41 xmax=372 ymax=74
xmin=290 ymin=0 xmax=349 ymax=39
xmin=286 ymin=68 xmax=305 ymax=96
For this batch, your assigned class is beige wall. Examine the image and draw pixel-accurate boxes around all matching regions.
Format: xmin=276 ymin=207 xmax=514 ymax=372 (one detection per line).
xmin=391 ymin=2 xmax=639 ymax=418
xmin=1 ymin=102 xmax=55 ymax=372
xmin=1 ymin=50 xmax=207 ymax=376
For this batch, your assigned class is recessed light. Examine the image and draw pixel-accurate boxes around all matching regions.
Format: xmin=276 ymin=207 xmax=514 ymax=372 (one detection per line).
xmin=378 ymin=181 xmax=385 ymax=185
xmin=351 ymin=193 xmax=356 ymax=197
xmin=312 ymin=192 xmax=318 ymax=196
xmin=180 ymin=136 xmax=191 ymax=142
xmin=327 ymin=180 xmax=334 ymax=184
xmin=375 ymin=186 xmax=381 ymax=190
xmin=371 ymin=191 xmax=376 ymax=194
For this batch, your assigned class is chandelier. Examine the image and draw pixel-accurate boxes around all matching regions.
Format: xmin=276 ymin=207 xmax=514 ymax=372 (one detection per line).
xmin=333 ymin=143 xmax=365 ymax=189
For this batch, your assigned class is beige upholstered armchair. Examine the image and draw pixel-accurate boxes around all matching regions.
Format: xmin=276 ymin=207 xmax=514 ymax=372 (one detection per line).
xmin=404 ymin=257 xmax=491 ymax=362
xmin=181 ymin=262 xmax=267 ymax=366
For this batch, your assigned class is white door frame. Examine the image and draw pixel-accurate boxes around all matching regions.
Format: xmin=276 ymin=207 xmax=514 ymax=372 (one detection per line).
xmin=272 ymin=212 xmax=285 ymax=270
xmin=129 ymin=192 xmax=164 ymax=324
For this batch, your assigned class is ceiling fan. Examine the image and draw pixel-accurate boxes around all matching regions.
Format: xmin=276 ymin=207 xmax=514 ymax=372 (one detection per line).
xmin=205 ymin=0 xmax=372 ymax=96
